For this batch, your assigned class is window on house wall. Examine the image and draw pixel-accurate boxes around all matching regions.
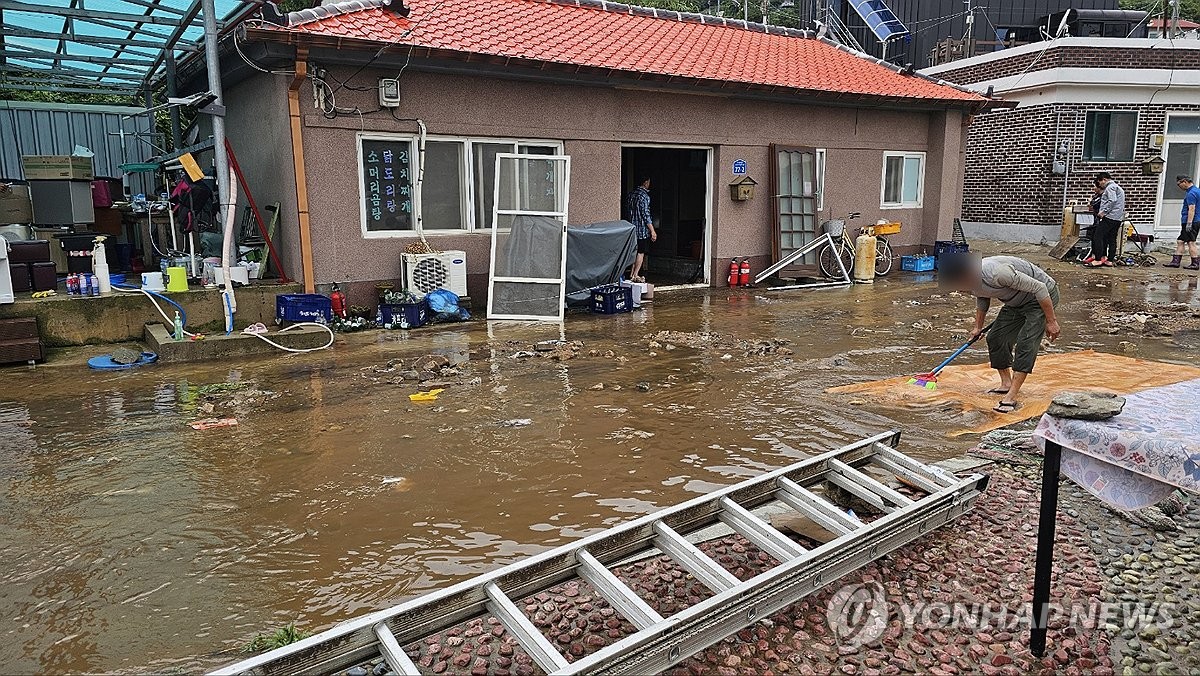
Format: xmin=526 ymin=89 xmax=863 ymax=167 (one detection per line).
xmin=1168 ymin=116 xmax=1200 ymax=135
xmin=358 ymin=134 xmax=563 ymax=236
xmin=1084 ymin=111 xmax=1137 ymax=162
xmin=881 ymin=152 xmax=925 ymax=209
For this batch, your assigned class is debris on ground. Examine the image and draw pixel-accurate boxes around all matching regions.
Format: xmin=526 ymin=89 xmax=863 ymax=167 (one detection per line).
xmin=359 ymin=353 xmax=468 ymax=385
xmin=1064 ymin=299 xmax=1200 ymax=338
xmin=188 ymin=418 xmax=238 ymax=431
xmin=498 ymin=419 xmax=532 ymax=428
xmin=643 ymin=331 xmax=793 ymax=359
xmin=506 ymin=340 xmax=587 ymax=362
xmin=409 ymin=389 xmax=444 ymax=402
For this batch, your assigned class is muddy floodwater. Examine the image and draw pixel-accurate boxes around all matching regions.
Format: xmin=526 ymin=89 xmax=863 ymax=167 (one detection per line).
xmin=2 ymin=244 xmax=1198 ymax=674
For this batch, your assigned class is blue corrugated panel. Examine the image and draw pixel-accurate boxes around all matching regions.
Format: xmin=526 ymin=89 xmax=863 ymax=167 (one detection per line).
xmin=847 ymin=0 xmax=911 ymax=42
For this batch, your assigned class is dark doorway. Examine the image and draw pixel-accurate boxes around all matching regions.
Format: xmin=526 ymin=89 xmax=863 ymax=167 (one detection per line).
xmin=621 ymin=146 xmax=709 ymax=286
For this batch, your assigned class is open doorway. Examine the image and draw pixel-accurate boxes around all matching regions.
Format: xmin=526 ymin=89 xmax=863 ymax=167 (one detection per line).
xmin=621 ymin=146 xmax=711 ymax=286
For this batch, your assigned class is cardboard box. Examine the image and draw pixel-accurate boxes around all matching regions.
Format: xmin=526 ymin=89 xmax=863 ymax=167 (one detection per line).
xmin=22 ymin=155 xmax=95 ymax=181
xmin=0 ymin=184 xmax=33 ymax=224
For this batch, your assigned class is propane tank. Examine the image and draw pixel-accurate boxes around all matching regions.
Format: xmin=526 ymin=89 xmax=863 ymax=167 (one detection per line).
xmin=853 ymin=230 xmax=877 ymax=284
xmin=728 ymin=259 xmax=740 ymax=287
xmin=739 ymin=259 xmax=751 ymax=287
xmin=331 ymin=282 xmax=348 ymax=319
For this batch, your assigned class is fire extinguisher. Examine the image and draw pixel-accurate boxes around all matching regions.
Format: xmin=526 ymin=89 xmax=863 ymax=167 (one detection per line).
xmin=728 ymin=259 xmax=741 ymax=287
xmin=331 ymin=282 xmax=348 ymax=319
xmin=739 ymin=259 xmax=751 ymax=287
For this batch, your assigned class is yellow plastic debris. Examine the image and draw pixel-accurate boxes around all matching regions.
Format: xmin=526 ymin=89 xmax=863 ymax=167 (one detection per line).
xmin=409 ymin=388 xmax=445 ymax=402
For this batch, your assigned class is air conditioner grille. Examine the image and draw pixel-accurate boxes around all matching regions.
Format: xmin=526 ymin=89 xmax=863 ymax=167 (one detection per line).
xmin=411 ymin=258 xmax=449 ymax=294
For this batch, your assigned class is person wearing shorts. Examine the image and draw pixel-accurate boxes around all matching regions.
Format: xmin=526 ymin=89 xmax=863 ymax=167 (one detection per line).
xmin=939 ymin=254 xmax=1062 ymax=414
xmin=623 ymin=176 xmax=656 ymax=282
xmin=1164 ymin=175 xmax=1200 ymax=270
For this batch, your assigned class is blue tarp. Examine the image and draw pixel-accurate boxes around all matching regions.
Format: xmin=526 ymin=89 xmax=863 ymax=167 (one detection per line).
xmin=846 ymin=0 xmax=910 ymax=43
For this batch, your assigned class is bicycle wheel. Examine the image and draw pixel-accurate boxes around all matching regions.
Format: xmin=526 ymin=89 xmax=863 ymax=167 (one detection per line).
xmin=874 ymin=237 xmax=894 ymax=276
xmin=819 ymin=243 xmax=853 ymax=278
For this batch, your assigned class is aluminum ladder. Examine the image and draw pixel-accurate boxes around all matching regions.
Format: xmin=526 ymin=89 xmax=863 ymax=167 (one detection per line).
xmin=213 ymin=431 xmax=989 ymax=676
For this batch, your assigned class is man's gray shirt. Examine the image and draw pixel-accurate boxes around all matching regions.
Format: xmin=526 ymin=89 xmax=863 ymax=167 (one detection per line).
xmin=976 ymin=256 xmax=1057 ymax=312
xmin=1100 ymin=181 xmax=1126 ymax=221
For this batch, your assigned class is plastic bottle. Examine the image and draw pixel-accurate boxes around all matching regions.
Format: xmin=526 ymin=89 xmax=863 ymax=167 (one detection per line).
xmin=173 ymin=311 xmax=184 ymax=341
xmin=66 ymin=273 xmax=76 ymax=296
xmin=79 ymin=272 xmax=90 ymax=296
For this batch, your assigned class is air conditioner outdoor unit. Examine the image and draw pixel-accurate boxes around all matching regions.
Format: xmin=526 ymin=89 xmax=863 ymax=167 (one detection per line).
xmin=402 ymin=250 xmax=468 ymax=299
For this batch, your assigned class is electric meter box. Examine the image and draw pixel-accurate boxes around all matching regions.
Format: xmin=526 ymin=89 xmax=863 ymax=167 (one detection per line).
xmin=378 ymin=78 xmax=401 ymax=108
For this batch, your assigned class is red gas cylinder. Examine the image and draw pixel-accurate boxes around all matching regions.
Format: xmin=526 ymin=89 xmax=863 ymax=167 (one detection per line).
xmin=739 ymin=259 xmax=751 ymax=287
xmin=728 ymin=259 xmax=740 ymax=287
xmin=330 ymin=283 xmax=348 ymax=319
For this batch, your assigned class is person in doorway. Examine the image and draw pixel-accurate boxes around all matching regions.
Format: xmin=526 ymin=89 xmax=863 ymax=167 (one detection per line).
xmin=1091 ymin=172 xmax=1125 ymax=268
xmin=623 ymin=175 xmax=656 ymax=282
xmin=939 ymin=254 xmax=1062 ymax=414
xmin=1164 ymin=175 xmax=1200 ymax=270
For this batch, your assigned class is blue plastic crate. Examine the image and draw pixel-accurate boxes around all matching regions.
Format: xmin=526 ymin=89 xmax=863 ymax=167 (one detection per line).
xmin=901 ymin=255 xmax=936 ymax=272
xmin=276 ymin=293 xmax=332 ymax=324
xmin=590 ymin=284 xmax=634 ymax=315
xmin=934 ymin=241 xmax=969 ymax=269
xmin=380 ymin=300 xmax=429 ymax=329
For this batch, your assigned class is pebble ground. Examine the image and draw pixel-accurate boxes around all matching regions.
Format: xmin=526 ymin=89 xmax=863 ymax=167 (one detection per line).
xmin=334 ymin=456 xmax=1200 ymax=675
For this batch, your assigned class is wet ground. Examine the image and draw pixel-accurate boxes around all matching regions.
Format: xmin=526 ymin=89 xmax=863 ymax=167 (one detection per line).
xmin=1 ymin=242 xmax=1198 ymax=674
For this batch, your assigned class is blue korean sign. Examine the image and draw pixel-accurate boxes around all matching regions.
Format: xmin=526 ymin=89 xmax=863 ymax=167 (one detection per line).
xmin=732 ymin=159 xmax=747 ymax=175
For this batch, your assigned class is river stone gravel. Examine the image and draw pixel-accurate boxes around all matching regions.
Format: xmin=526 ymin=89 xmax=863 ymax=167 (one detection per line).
xmin=341 ymin=460 xmax=1199 ymax=676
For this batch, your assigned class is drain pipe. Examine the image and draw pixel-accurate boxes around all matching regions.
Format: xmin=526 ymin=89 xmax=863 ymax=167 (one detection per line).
xmin=200 ymin=0 xmax=239 ymax=326
xmin=288 ymin=47 xmax=317 ymax=293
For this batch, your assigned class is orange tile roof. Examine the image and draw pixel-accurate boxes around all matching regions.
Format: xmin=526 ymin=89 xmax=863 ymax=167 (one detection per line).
xmin=276 ymin=0 xmax=984 ymax=105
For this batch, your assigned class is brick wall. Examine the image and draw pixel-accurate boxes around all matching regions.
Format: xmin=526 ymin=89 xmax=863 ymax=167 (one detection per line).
xmin=963 ymin=102 xmax=1200 ymax=227
xmin=937 ymin=46 xmax=1200 ymax=86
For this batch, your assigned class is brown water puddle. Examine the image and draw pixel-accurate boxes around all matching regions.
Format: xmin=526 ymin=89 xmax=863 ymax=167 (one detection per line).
xmin=1 ymin=244 xmax=1197 ymax=673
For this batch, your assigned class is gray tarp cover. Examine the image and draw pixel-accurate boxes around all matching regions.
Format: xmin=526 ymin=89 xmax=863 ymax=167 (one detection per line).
xmin=492 ymin=217 xmax=635 ymax=315
xmin=565 ymin=220 xmax=637 ymax=305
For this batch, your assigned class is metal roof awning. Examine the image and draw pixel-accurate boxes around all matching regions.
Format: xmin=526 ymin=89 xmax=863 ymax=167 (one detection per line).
xmin=0 ymin=0 xmax=251 ymax=97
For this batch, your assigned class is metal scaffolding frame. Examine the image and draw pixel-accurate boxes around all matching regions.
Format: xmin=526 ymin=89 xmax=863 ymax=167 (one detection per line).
xmin=0 ymin=0 xmax=249 ymax=98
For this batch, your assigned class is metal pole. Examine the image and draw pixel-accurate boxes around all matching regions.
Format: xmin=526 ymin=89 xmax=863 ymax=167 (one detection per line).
xmin=1170 ymin=0 xmax=1181 ymax=39
xmin=166 ymin=52 xmax=182 ymax=149
xmin=1029 ymin=440 xmax=1062 ymax=658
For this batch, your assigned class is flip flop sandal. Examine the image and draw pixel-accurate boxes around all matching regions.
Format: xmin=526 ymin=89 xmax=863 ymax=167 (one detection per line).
xmin=986 ymin=388 xmax=1010 ymax=395
xmin=993 ymin=401 xmax=1020 ymax=414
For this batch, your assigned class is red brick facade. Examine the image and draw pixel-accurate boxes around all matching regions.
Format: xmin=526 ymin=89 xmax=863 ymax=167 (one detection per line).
xmin=937 ymin=46 xmax=1200 ymax=86
xmin=963 ymin=103 xmax=1200 ymax=227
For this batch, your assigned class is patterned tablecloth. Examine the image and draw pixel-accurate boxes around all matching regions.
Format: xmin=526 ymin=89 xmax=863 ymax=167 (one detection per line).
xmin=1033 ymin=378 xmax=1200 ymax=511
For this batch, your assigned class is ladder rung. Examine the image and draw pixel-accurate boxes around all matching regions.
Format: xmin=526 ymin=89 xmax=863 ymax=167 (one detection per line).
xmin=873 ymin=442 xmax=956 ymax=488
xmin=718 ymin=497 xmax=807 ymax=563
xmin=576 ymin=550 xmax=664 ymax=630
xmin=829 ymin=459 xmax=915 ymax=508
xmin=373 ymin=622 xmax=421 ymax=676
xmin=484 ymin=583 xmax=569 ymax=673
xmin=776 ymin=476 xmax=862 ymax=535
xmin=871 ymin=454 xmax=944 ymax=494
xmin=653 ymin=522 xmax=741 ymax=593
xmin=824 ymin=470 xmax=894 ymax=513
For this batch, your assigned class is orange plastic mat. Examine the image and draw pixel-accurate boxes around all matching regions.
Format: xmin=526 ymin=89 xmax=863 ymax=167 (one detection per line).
xmin=827 ymin=350 xmax=1200 ymax=437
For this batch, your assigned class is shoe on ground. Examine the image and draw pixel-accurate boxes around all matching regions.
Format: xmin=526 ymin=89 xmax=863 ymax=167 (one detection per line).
xmin=1102 ymin=259 xmax=1114 ymax=267
xmin=1164 ymin=255 xmax=1182 ymax=268
xmin=1186 ymin=257 xmax=1200 ymax=271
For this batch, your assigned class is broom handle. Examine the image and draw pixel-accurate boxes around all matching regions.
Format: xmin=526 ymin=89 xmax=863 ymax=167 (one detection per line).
xmin=929 ymin=321 xmax=995 ymax=377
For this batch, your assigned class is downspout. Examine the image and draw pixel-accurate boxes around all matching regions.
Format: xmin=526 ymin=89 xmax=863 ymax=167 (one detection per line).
xmin=288 ymin=47 xmax=317 ymax=293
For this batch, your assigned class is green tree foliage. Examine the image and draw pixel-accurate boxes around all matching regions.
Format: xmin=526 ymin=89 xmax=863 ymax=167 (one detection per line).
xmin=1119 ymin=0 xmax=1200 ymax=23
xmin=625 ymin=0 xmax=809 ymax=28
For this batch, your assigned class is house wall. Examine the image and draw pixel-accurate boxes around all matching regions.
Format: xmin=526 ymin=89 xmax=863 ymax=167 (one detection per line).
xmin=274 ymin=67 xmax=966 ymax=302
xmin=932 ymin=43 xmax=1200 ymax=86
xmin=962 ymin=101 xmax=1200 ymax=234
xmin=223 ymin=74 xmax=303 ymax=284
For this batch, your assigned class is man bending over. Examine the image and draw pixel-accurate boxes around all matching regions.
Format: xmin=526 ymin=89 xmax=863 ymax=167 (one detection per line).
xmin=940 ymin=255 xmax=1062 ymax=413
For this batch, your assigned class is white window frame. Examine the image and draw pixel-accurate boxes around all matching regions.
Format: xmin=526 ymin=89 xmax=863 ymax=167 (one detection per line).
xmin=815 ymin=148 xmax=827 ymax=212
xmin=356 ymin=132 xmax=564 ymax=239
xmin=879 ymin=151 xmax=925 ymax=209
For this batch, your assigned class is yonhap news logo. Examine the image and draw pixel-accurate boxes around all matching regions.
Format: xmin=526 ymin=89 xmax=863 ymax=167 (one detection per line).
xmin=826 ymin=582 xmax=1175 ymax=647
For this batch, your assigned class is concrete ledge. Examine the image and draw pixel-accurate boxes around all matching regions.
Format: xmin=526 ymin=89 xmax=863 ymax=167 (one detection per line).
xmin=0 ymin=283 xmax=302 ymax=347
xmin=145 ymin=322 xmax=332 ymax=362
xmin=961 ymin=221 xmax=1059 ymax=244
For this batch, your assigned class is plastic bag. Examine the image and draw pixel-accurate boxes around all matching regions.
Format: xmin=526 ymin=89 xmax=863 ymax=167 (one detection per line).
xmin=425 ymin=289 xmax=471 ymax=322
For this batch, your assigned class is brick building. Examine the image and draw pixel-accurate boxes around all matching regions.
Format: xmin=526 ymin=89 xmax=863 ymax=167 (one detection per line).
xmin=923 ymin=38 xmax=1200 ymax=243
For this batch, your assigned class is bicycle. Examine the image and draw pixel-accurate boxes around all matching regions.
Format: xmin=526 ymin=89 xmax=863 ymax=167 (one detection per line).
xmin=817 ymin=212 xmax=895 ymax=278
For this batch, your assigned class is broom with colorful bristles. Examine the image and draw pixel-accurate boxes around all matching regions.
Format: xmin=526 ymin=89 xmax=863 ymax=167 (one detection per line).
xmin=908 ymin=321 xmax=994 ymax=390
